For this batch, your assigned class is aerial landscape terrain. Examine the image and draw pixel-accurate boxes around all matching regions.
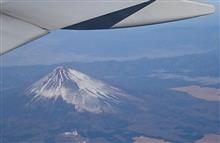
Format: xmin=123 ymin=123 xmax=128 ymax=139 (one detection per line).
xmin=1 ymin=50 xmax=219 ymax=143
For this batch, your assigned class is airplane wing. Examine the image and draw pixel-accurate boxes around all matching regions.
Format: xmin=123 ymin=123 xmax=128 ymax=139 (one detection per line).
xmin=0 ymin=0 xmax=215 ymax=55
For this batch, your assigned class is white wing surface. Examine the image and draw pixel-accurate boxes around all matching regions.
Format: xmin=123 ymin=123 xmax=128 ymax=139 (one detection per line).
xmin=0 ymin=13 xmax=48 ymax=54
xmin=0 ymin=0 xmax=215 ymax=54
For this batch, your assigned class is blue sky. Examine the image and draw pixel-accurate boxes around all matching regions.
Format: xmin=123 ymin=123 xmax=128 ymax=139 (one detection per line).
xmin=1 ymin=1 xmax=219 ymax=66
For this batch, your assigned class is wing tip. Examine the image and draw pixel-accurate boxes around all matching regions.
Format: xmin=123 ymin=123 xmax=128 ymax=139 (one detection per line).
xmin=194 ymin=2 xmax=215 ymax=16
xmin=205 ymin=4 xmax=215 ymax=14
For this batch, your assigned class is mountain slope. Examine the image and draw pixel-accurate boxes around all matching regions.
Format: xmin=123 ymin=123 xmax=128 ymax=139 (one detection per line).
xmin=27 ymin=66 xmax=128 ymax=113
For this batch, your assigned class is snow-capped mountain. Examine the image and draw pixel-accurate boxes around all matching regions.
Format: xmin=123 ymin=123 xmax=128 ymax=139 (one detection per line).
xmin=27 ymin=66 xmax=128 ymax=113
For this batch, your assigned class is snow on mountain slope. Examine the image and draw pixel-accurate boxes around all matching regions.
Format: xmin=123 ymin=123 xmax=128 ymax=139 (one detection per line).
xmin=27 ymin=66 xmax=128 ymax=113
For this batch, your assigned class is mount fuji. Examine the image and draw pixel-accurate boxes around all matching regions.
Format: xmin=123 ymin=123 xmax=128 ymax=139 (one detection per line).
xmin=27 ymin=66 xmax=129 ymax=113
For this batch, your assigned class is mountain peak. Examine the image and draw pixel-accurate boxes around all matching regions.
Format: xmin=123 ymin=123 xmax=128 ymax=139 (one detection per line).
xmin=27 ymin=66 xmax=127 ymax=113
xmin=53 ymin=66 xmax=67 ymax=72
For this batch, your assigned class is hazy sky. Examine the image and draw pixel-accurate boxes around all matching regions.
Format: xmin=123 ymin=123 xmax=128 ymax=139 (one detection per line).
xmin=1 ymin=1 xmax=219 ymax=67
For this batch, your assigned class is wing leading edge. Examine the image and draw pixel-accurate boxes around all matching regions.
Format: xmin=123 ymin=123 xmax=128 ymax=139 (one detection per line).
xmin=0 ymin=0 xmax=215 ymax=55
